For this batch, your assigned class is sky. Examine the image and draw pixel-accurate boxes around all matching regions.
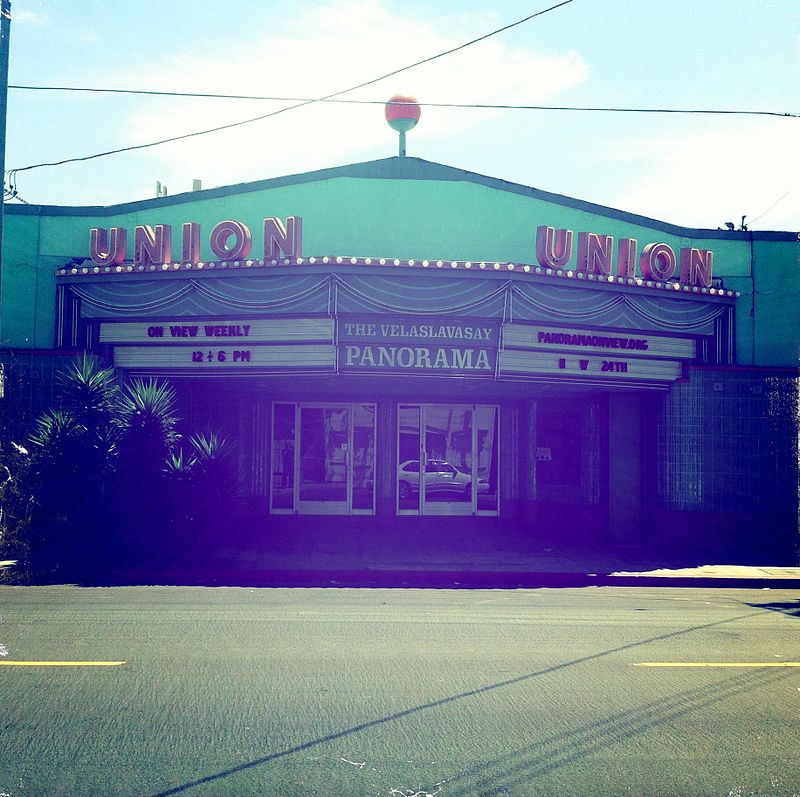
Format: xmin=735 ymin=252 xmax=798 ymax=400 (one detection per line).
xmin=4 ymin=0 xmax=800 ymax=231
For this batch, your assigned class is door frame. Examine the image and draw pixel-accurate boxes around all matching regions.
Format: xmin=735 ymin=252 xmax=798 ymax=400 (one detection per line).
xmin=270 ymin=401 xmax=377 ymax=515
xmin=396 ymin=403 xmax=500 ymax=517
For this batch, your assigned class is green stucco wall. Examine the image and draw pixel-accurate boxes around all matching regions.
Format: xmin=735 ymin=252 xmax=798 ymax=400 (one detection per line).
xmin=750 ymin=239 xmax=800 ymax=366
xmin=1 ymin=210 xmax=59 ymax=349
xmin=2 ymin=159 xmax=798 ymax=366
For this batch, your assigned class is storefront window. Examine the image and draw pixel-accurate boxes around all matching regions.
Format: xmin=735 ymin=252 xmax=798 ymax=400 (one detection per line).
xmin=270 ymin=402 xmax=376 ymax=515
xmin=398 ymin=406 xmax=421 ymax=512
xmin=475 ymin=405 xmax=499 ymax=513
xmin=271 ymin=403 xmax=295 ymax=511
xmin=424 ymin=406 xmax=471 ymax=507
xmin=351 ymin=405 xmax=376 ymax=512
xmin=398 ymin=404 xmax=498 ymax=516
xmin=299 ymin=407 xmax=349 ymax=504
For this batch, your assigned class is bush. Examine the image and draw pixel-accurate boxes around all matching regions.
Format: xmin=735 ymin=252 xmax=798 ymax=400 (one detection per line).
xmin=0 ymin=441 xmax=35 ymax=583
xmin=8 ymin=356 xmax=232 ymax=581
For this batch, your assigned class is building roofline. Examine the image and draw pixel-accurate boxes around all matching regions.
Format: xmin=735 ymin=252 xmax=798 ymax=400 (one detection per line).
xmin=4 ymin=156 xmax=798 ymax=241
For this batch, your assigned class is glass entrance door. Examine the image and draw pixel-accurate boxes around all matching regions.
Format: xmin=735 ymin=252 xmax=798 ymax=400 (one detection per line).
xmin=397 ymin=404 xmax=499 ymax=516
xmin=299 ymin=406 xmax=349 ymax=514
xmin=271 ymin=403 xmax=376 ymax=515
xmin=422 ymin=406 xmax=473 ymax=516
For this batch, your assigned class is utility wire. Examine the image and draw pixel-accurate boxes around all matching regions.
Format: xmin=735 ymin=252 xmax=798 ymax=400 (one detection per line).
xmin=4 ymin=187 xmax=29 ymax=203
xmin=748 ymin=176 xmax=800 ymax=226
xmin=9 ymin=84 xmax=800 ymax=119
xmin=6 ymin=0 xmax=575 ymax=177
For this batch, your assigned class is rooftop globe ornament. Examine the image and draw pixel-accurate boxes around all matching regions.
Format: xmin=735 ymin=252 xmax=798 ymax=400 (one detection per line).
xmin=385 ymin=94 xmax=421 ymax=157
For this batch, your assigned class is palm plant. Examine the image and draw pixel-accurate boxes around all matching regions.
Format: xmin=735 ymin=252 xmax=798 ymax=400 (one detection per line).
xmin=26 ymin=407 xmax=101 ymax=577
xmin=28 ymin=410 xmax=84 ymax=467
xmin=58 ymin=354 xmax=117 ymax=433
xmin=161 ymin=430 xmax=232 ymax=549
xmin=17 ymin=358 xmax=236 ymax=577
xmin=115 ymin=378 xmax=180 ymax=471
xmin=188 ymin=431 xmax=231 ymax=508
xmin=164 ymin=447 xmax=197 ymax=480
xmin=187 ymin=430 xmax=232 ymax=547
xmin=188 ymin=431 xmax=229 ymax=474
xmin=109 ymin=379 xmax=182 ymax=557
xmin=54 ymin=354 xmax=119 ymax=479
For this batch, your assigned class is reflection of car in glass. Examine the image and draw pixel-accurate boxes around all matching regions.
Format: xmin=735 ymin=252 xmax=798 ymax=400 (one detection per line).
xmin=397 ymin=459 xmax=489 ymax=499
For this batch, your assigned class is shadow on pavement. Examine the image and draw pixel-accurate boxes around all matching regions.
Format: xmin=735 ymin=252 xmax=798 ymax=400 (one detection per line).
xmin=442 ymin=668 xmax=788 ymax=796
xmin=145 ymin=607 xmax=770 ymax=797
xmin=745 ymin=600 xmax=800 ymax=618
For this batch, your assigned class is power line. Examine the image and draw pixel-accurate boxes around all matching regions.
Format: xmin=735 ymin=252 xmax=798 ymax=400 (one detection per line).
xmin=3 ymin=187 xmax=29 ymax=204
xmin=748 ymin=176 xmax=800 ymax=227
xmin=9 ymin=84 xmax=800 ymax=119
xmin=6 ymin=0 xmax=575 ymax=177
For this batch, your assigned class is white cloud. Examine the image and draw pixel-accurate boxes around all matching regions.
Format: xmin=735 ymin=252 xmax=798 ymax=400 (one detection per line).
xmin=602 ymin=120 xmax=800 ymax=231
xmin=12 ymin=8 xmax=47 ymax=25
xmin=106 ymin=0 xmax=588 ymax=196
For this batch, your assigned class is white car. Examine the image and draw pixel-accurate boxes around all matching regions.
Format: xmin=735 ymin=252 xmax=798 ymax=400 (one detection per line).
xmin=397 ymin=459 xmax=489 ymax=499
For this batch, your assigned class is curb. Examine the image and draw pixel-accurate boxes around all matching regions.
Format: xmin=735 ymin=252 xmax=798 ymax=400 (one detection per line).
xmin=80 ymin=568 xmax=800 ymax=590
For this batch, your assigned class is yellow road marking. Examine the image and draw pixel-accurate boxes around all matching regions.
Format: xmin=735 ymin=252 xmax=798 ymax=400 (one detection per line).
xmin=633 ymin=662 xmax=800 ymax=668
xmin=0 ymin=661 xmax=125 ymax=667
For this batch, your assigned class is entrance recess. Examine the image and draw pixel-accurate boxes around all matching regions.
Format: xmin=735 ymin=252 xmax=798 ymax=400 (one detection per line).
xmin=397 ymin=404 xmax=499 ymax=516
xmin=271 ymin=403 xmax=376 ymax=514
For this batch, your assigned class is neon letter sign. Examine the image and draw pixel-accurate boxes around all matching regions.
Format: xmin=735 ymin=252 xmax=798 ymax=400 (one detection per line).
xmin=536 ymin=226 xmax=573 ymax=269
xmin=209 ymin=221 xmax=252 ymax=261
xmin=134 ymin=224 xmax=172 ymax=266
xmin=89 ymin=227 xmax=127 ymax=266
xmin=577 ymin=232 xmax=613 ymax=276
xmin=89 ymin=215 xmax=303 ymax=266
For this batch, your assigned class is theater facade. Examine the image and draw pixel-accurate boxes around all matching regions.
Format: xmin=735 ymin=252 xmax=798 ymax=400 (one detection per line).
xmin=2 ymin=157 xmax=798 ymax=555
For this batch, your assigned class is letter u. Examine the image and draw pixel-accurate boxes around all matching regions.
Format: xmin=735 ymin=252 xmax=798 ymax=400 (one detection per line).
xmin=536 ymin=226 xmax=573 ymax=269
xmin=90 ymin=227 xmax=127 ymax=266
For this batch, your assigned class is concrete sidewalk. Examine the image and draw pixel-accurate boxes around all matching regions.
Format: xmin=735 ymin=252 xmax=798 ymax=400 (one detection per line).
xmin=44 ymin=517 xmax=799 ymax=588
xmin=170 ymin=535 xmax=800 ymax=589
xmin=89 ymin=562 xmax=800 ymax=588
xmin=107 ymin=562 xmax=800 ymax=589
xmin=216 ymin=546 xmax=800 ymax=580
xmin=8 ymin=517 xmax=800 ymax=587
xmin=608 ymin=563 xmax=800 ymax=581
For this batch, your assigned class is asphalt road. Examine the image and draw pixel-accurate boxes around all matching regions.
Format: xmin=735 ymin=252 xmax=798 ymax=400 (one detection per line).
xmin=1 ymin=586 xmax=798 ymax=797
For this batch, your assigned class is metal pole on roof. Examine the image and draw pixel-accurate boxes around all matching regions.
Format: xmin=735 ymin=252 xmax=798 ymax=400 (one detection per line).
xmin=0 ymin=0 xmax=10 ymax=342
